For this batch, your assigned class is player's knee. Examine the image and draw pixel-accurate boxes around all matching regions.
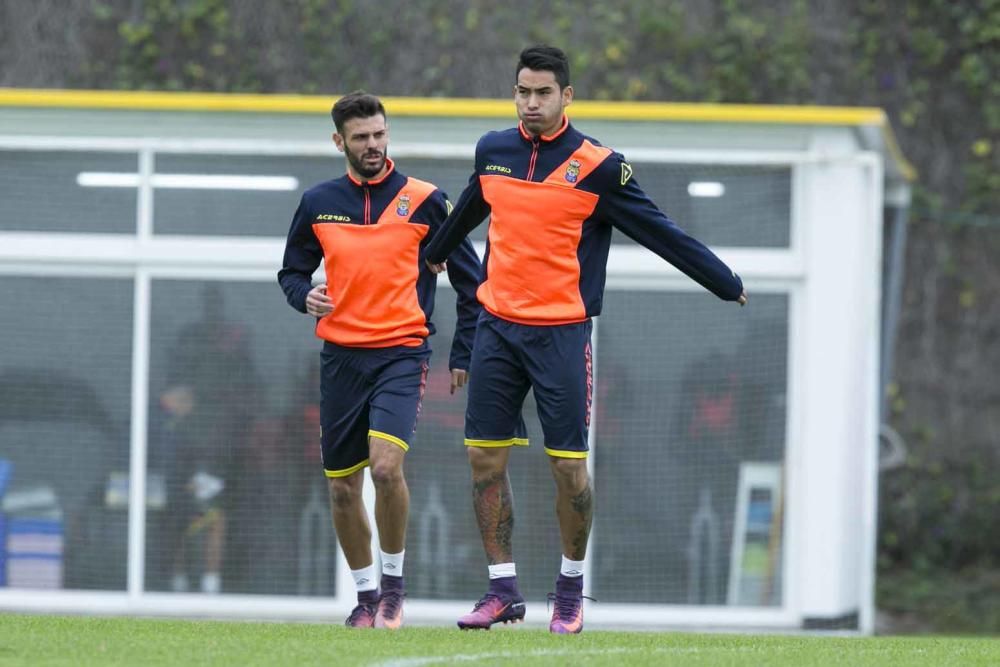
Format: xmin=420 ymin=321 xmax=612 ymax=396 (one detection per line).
xmin=327 ymin=477 xmax=362 ymax=507
xmin=549 ymin=456 xmax=590 ymax=489
xmin=467 ymin=446 xmax=505 ymax=475
xmin=368 ymin=458 xmax=404 ymax=488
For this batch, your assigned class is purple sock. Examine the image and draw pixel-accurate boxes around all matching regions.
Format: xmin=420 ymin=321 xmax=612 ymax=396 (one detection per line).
xmin=488 ymin=575 xmax=520 ymax=598
xmin=358 ymin=589 xmax=379 ymax=606
xmin=555 ymin=573 xmax=583 ymax=598
xmin=381 ymin=574 xmax=404 ymax=593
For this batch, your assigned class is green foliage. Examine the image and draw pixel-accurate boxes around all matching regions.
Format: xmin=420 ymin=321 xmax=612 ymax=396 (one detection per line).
xmin=298 ymin=0 xmax=362 ymax=93
xmin=877 ymin=568 xmax=1000 ymax=634
xmin=879 ymin=458 xmax=998 ymax=571
xmin=847 ymin=0 xmax=999 ymax=215
xmin=85 ymin=0 xmax=242 ymax=91
xmin=575 ymin=1 xmax=815 ymax=104
xmin=877 ymin=435 xmax=999 ymax=633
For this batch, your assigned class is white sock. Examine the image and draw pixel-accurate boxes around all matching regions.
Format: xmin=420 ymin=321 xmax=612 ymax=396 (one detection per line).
xmin=560 ymin=556 xmax=585 ymax=578
xmin=488 ymin=562 xmax=517 ymax=579
xmin=380 ymin=549 xmax=405 ymax=577
xmin=351 ymin=564 xmax=378 ymax=592
xmin=200 ymin=572 xmax=221 ymax=594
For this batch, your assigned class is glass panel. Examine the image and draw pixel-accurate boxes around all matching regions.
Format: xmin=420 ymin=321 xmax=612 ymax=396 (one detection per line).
xmin=620 ymin=163 xmax=792 ymax=248
xmin=145 ymin=279 xmax=323 ymax=595
xmin=593 ymin=291 xmax=789 ymax=606
xmin=153 ymin=154 xmax=483 ymax=239
xmin=0 ymin=276 xmax=133 ymax=590
xmin=0 ymin=150 xmax=138 ymax=233
xmin=152 ymin=155 xmax=332 ymax=237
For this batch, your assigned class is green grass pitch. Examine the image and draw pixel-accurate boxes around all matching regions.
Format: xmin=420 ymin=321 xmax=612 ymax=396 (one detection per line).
xmin=0 ymin=614 xmax=997 ymax=666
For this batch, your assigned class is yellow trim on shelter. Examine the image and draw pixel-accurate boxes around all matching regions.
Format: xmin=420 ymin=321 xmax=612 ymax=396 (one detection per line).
xmin=0 ymin=88 xmax=876 ymax=123
xmin=0 ymin=87 xmax=915 ymax=180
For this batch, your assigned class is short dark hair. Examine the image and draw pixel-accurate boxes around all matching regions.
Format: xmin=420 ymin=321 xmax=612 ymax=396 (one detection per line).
xmin=516 ymin=45 xmax=570 ymax=89
xmin=331 ymin=91 xmax=386 ymax=134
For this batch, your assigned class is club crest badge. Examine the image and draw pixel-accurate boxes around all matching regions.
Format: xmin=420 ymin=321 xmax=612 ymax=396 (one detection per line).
xmin=396 ymin=194 xmax=411 ymax=216
xmin=565 ymin=159 xmax=581 ymax=183
xmin=620 ymin=162 xmax=633 ymax=186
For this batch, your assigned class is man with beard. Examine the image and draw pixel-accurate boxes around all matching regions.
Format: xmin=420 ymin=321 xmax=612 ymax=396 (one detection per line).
xmin=278 ymin=92 xmax=481 ymax=629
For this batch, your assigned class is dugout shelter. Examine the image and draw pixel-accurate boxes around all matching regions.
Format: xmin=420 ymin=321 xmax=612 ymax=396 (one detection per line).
xmin=0 ymin=89 xmax=912 ymax=633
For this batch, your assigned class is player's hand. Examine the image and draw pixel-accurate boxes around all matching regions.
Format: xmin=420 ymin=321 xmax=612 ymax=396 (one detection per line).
xmin=450 ymin=368 xmax=468 ymax=394
xmin=306 ymin=285 xmax=334 ymax=317
xmin=738 ymin=289 xmax=748 ymax=306
xmin=426 ymin=259 xmax=447 ymax=274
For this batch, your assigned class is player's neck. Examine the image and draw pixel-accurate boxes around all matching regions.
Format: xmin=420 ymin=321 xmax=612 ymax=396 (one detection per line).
xmin=348 ymin=166 xmax=388 ymax=183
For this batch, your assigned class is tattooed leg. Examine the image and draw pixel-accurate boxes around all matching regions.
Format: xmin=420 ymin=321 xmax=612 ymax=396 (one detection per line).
xmin=467 ymin=446 xmax=514 ymax=564
xmin=549 ymin=457 xmax=593 ymax=560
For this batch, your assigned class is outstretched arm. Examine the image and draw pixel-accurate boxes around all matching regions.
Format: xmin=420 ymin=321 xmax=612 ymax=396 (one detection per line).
xmin=601 ymin=155 xmax=746 ymax=304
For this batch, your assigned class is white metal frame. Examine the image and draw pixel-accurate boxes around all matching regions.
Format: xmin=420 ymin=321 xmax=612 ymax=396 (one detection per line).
xmin=0 ymin=135 xmax=880 ymax=631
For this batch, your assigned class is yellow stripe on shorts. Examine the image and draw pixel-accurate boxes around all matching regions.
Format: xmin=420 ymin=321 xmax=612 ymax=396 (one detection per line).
xmin=544 ymin=447 xmax=589 ymax=459
xmin=325 ymin=459 xmax=370 ymax=478
xmin=464 ymin=437 xmax=530 ymax=448
xmin=369 ymin=430 xmax=410 ymax=451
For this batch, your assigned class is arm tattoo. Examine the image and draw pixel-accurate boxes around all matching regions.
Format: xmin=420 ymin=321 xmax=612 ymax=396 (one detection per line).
xmin=473 ymin=472 xmax=514 ymax=565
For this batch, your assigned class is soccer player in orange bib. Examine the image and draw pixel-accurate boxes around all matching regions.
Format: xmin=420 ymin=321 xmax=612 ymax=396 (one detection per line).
xmin=279 ymin=92 xmax=481 ymax=629
xmin=424 ymin=46 xmax=747 ymax=634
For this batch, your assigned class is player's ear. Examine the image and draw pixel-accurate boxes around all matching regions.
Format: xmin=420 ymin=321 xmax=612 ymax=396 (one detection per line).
xmin=562 ymin=85 xmax=574 ymax=107
xmin=332 ymin=132 xmax=345 ymax=153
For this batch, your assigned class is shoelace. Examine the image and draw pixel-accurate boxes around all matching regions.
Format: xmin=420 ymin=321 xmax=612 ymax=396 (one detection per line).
xmin=472 ymin=593 xmax=503 ymax=611
xmin=546 ymin=592 xmax=596 ymax=619
xmin=379 ymin=591 xmax=405 ymax=617
xmin=347 ymin=603 xmax=375 ymax=624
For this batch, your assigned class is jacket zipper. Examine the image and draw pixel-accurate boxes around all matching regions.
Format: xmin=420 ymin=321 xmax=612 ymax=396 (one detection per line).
xmin=363 ymin=185 xmax=371 ymax=224
xmin=526 ymin=136 xmax=540 ymax=181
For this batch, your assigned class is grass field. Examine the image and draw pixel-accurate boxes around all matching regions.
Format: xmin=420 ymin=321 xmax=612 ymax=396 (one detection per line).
xmin=1 ymin=614 xmax=997 ymax=666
